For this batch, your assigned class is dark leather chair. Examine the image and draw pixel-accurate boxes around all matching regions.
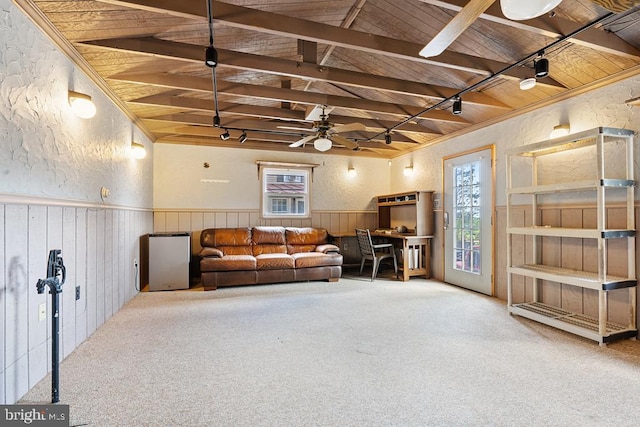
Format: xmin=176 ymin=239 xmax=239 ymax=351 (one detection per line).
xmin=355 ymin=228 xmax=398 ymax=281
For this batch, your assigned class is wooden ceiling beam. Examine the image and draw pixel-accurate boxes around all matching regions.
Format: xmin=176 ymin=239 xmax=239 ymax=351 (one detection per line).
xmin=115 ymin=72 xmax=450 ymax=128
xmin=94 ymin=38 xmax=514 ymax=108
xmin=143 ymin=112 xmax=442 ymax=136
xmin=127 ymin=88 xmax=469 ymax=125
xmin=418 ymin=0 xmax=640 ymax=60
xmin=144 ymin=119 xmax=418 ymax=144
xmin=95 ymin=0 xmax=566 ymax=85
xmin=154 ymin=135 xmax=394 ymax=157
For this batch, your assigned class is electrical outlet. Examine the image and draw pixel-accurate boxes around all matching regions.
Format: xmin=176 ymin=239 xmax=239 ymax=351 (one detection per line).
xmin=39 ymin=303 xmax=46 ymax=322
xmin=75 ymin=285 xmax=81 ymax=301
xmin=343 ymin=243 xmax=349 ymax=251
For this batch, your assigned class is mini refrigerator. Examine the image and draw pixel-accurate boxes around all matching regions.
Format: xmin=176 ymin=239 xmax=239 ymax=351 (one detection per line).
xmin=147 ymin=232 xmax=190 ymax=291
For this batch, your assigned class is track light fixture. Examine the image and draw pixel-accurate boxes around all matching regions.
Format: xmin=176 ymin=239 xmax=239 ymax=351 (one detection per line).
xmin=220 ymin=129 xmax=230 ymax=141
xmin=213 ymin=115 xmax=221 ymax=128
xmin=534 ymin=53 xmax=549 ymax=78
xmin=384 ymin=131 xmax=392 ymax=145
xmin=452 ymin=97 xmax=462 ymax=115
xmin=238 ymin=131 xmax=247 ymax=143
xmin=205 ymin=46 xmax=218 ymax=68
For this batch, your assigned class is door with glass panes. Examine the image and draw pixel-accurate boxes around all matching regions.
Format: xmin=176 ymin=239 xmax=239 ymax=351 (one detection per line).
xmin=443 ymin=147 xmax=494 ymax=295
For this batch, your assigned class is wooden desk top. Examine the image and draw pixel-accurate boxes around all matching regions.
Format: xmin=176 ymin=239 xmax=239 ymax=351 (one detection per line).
xmin=332 ymin=231 xmax=433 ymax=239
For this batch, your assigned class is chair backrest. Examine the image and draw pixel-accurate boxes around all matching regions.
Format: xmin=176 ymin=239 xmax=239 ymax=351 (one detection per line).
xmin=355 ymin=228 xmax=374 ymax=257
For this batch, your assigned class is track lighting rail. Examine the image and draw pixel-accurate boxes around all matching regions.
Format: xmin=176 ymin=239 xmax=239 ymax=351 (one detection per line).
xmin=373 ymin=11 xmax=616 ymax=143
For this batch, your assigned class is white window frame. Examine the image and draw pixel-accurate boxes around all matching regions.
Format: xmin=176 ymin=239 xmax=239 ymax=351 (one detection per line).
xmin=261 ymin=167 xmax=311 ymax=219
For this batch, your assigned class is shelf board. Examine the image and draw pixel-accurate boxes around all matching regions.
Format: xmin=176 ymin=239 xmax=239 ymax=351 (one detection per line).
xmin=508 ymin=179 xmax=635 ymax=195
xmin=508 ymin=264 xmax=636 ymax=290
xmin=509 ymin=302 xmax=637 ymax=344
xmin=506 ymin=127 xmax=635 ymax=157
xmin=507 ymin=226 xmax=635 ymax=239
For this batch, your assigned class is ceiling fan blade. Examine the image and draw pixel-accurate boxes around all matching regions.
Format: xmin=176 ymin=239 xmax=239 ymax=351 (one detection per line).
xmin=419 ymin=0 xmax=496 ymax=58
xmin=278 ymin=125 xmax=314 ymax=132
xmin=589 ymin=0 xmax=640 ymax=12
xmin=332 ymin=122 xmax=366 ymax=133
xmin=289 ymin=134 xmax=317 ymax=148
xmin=331 ymin=134 xmax=360 ymax=150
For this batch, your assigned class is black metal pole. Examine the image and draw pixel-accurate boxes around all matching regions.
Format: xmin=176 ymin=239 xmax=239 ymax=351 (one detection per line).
xmin=51 ymin=282 xmax=61 ymax=403
xmin=36 ymin=249 xmax=66 ymax=404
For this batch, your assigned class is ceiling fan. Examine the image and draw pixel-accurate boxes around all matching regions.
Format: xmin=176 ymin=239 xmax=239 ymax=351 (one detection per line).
xmin=419 ymin=0 xmax=640 ymax=58
xmin=287 ymin=107 xmax=365 ymax=152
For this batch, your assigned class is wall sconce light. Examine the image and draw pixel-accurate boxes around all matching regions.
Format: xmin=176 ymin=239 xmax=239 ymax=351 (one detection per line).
xmin=404 ymin=165 xmax=414 ymax=176
xmin=348 ymin=166 xmax=356 ymax=177
xmin=220 ymin=129 xmax=230 ymax=141
xmin=68 ymin=90 xmax=96 ymax=119
xmin=550 ymin=124 xmax=570 ymax=139
xmin=131 ymin=142 xmax=146 ymax=159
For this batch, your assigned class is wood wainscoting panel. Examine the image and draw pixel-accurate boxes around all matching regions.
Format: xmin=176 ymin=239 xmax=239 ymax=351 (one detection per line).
xmin=540 ymin=208 xmax=562 ymax=308
xmin=561 ymin=209 xmax=585 ymax=315
xmin=154 ymin=210 xmax=378 ymax=254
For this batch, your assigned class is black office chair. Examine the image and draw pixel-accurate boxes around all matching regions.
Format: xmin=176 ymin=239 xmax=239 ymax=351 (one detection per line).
xmin=355 ymin=228 xmax=398 ymax=281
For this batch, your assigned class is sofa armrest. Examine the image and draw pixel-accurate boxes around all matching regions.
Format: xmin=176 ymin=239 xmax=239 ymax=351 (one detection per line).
xmin=199 ymin=247 xmax=224 ymax=258
xmin=315 ymin=244 xmax=340 ymax=254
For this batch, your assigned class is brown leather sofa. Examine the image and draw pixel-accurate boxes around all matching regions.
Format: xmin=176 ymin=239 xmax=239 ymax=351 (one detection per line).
xmin=198 ymin=226 xmax=343 ymax=290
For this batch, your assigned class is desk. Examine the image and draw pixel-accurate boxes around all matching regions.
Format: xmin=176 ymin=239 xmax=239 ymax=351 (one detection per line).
xmin=333 ymin=232 xmax=433 ymax=281
xmin=371 ymin=232 xmax=433 ymax=281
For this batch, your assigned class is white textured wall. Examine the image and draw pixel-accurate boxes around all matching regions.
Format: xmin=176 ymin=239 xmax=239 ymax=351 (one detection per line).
xmin=1 ymin=0 xmax=153 ymax=404
xmin=0 ymin=1 xmax=152 ymax=206
xmin=154 ymin=144 xmax=390 ymax=211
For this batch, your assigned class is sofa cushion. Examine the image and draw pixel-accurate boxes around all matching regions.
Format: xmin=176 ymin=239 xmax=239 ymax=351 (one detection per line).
xmin=201 ymin=255 xmax=256 ymax=272
xmin=201 ymin=227 xmax=251 ymax=247
xmin=291 ymin=252 xmax=343 ymax=268
xmin=201 ymin=228 xmax=253 ymax=256
xmin=252 ymin=226 xmax=287 ymax=255
xmin=255 ymin=253 xmax=295 ymax=270
xmin=286 ymin=227 xmax=329 ymax=254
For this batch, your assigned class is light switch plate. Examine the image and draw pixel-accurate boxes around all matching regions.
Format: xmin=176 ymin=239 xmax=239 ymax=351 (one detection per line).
xmin=39 ymin=303 xmax=46 ymax=322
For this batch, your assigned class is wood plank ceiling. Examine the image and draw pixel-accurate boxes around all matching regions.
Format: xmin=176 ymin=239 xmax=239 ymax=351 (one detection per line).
xmin=16 ymin=0 xmax=640 ymax=157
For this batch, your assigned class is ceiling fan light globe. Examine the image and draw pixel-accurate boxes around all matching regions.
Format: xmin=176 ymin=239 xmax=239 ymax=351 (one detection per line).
xmin=314 ymin=137 xmax=332 ymax=152
xmin=500 ymin=0 xmax=562 ymax=20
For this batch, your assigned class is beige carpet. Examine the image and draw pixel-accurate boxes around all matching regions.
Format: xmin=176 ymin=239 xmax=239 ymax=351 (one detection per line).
xmin=20 ymin=273 xmax=640 ymax=426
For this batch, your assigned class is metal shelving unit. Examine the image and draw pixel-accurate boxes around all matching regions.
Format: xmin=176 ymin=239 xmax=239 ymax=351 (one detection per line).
xmin=506 ymin=127 xmax=637 ymax=345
